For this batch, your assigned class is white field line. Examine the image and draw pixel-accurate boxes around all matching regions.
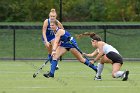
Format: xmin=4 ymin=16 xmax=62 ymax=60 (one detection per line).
xmin=0 ymin=71 xmax=33 ymax=74
xmin=0 ymin=71 xmax=140 ymax=75
xmin=0 ymin=85 xmax=140 ymax=89
xmin=0 ymin=64 xmax=24 ymax=66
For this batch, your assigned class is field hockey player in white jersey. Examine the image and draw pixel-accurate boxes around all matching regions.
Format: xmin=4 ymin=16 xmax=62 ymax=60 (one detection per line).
xmin=77 ymin=32 xmax=129 ymax=81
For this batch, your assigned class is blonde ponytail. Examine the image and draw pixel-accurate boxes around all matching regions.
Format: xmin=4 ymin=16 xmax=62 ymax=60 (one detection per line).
xmin=49 ymin=8 xmax=57 ymax=16
xmin=50 ymin=8 xmax=56 ymax=13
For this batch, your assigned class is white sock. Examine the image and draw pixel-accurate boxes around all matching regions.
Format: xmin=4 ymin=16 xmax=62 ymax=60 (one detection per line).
xmin=56 ymin=64 xmax=59 ymax=67
xmin=96 ymin=63 xmax=104 ymax=77
xmin=114 ymin=71 xmax=124 ymax=78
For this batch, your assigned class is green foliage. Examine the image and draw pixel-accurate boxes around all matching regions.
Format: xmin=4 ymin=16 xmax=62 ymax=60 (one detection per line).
xmin=0 ymin=0 xmax=59 ymax=22
xmin=63 ymin=0 xmax=92 ymax=21
xmin=0 ymin=0 xmax=140 ymax=21
xmin=89 ymin=0 xmax=107 ymax=21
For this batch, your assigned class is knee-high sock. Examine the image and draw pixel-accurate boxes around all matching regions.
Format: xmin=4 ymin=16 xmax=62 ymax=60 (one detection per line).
xmin=96 ymin=63 xmax=104 ymax=77
xmin=50 ymin=60 xmax=58 ymax=75
xmin=114 ymin=71 xmax=125 ymax=78
xmin=48 ymin=54 xmax=59 ymax=67
xmin=84 ymin=59 xmax=97 ymax=72
xmin=48 ymin=54 xmax=52 ymax=63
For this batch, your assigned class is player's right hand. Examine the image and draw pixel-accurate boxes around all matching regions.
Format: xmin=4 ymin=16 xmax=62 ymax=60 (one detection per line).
xmin=82 ymin=53 xmax=87 ymax=56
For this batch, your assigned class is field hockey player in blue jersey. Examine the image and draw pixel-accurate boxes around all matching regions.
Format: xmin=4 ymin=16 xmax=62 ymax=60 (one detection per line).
xmin=43 ymin=21 xmax=97 ymax=78
xmin=42 ymin=8 xmax=64 ymax=70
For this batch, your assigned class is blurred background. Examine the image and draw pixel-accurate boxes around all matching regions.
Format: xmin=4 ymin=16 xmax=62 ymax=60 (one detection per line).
xmin=0 ymin=0 xmax=140 ymax=22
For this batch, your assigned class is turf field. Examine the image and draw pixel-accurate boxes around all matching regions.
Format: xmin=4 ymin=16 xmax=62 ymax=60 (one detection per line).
xmin=0 ymin=61 xmax=140 ymax=93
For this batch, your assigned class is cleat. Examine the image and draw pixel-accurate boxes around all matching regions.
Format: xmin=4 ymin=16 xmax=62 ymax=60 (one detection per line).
xmin=122 ymin=70 xmax=129 ymax=81
xmin=43 ymin=72 xmax=54 ymax=78
xmin=94 ymin=76 xmax=102 ymax=80
xmin=56 ymin=66 xmax=59 ymax=70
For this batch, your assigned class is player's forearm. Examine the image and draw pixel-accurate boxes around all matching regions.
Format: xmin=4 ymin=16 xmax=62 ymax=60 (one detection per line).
xmin=85 ymin=53 xmax=94 ymax=57
xmin=85 ymin=51 xmax=98 ymax=57
xmin=42 ymin=29 xmax=48 ymax=43
xmin=52 ymin=40 xmax=59 ymax=51
xmin=94 ymin=53 xmax=103 ymax=61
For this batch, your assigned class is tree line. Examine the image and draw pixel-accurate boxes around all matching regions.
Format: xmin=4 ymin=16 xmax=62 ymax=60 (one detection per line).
xmin=0 ymin=0 xmax=140 ymax=22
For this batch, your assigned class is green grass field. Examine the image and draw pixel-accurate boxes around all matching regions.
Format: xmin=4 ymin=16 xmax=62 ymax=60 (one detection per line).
xmin=0 ymin=61 xmax=140 ymax=93
xmin=0 ymin=22 xmax=140 ymax=93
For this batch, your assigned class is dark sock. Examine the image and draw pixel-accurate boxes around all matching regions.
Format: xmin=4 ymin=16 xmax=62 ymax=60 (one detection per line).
xmin=48 ymin=54 xmax=52 ymax=63
xmin=84 ymin=59 xmax=97 ymax=72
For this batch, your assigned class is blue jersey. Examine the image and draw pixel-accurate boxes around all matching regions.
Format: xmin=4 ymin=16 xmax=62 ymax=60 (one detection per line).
xmin=42 ymin=19 xmax=55 ymax=43
xmin=56 ymin=28 xmax=78 ymax=49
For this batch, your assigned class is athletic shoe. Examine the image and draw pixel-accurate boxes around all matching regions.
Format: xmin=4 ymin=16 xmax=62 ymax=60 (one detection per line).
xmin=94 ymin=76 xmax=102 ymax=80
xmin=122 ymin=70 xmax=129 ymax=81
xmin=43 ymin=72 xmax=54 ymax=78
xmin=56 ymin=66 xmax=59 ymax=70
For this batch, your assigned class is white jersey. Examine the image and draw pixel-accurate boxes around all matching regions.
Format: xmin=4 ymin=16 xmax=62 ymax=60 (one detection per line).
xmin=103 ymin=44 xmax=119 ymax=54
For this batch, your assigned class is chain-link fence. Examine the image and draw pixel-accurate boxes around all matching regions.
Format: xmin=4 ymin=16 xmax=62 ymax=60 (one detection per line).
xmin=0 ymin=25 xmax=140 ymax=61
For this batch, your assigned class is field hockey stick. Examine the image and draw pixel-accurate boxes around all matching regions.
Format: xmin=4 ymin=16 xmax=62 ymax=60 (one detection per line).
xmin=59 ymin=56 xmax=62 ymax=61
xmin=33 ymin=57 xmax=51 ymax=78
xmin=69 ymin=41 xmax=98 ymax=70
xmin=69 ymin=40 xmax=89 ymax=61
